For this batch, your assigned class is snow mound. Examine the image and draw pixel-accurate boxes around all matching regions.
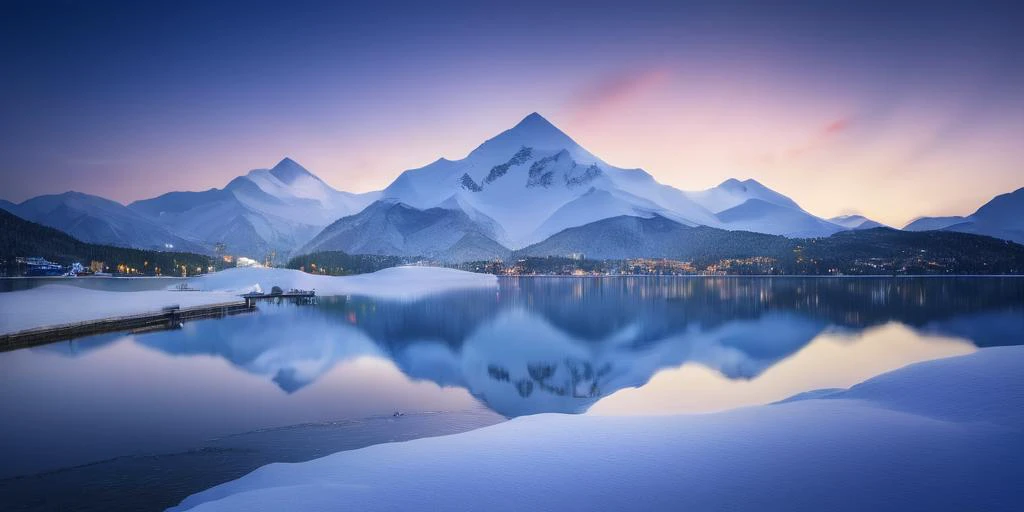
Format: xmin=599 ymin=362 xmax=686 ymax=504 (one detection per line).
xmin=172 ymin=347 xmax=1024 ymax=512
xmin=187 ymin=266 xmax=497 ymax=300
xmin=0 ymin=285 xmax=241 ymax=336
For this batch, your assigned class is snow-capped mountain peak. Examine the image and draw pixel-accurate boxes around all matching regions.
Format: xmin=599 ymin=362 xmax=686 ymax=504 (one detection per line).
xmin=718 ymin=177 xmax=747 ymax=191
xmin=123 ymin=158 xmax=380 ymax=260
xmin=688 ymin=178 xmax=801 ymax=214
xmin=467 ymin=112 xmax=599 ymax=164
xmin=376 ymin=112 xmax=733 ymax=248
xmin=268 ymin=157 xmax=320 ymax=185
xmin=231 ymin=157 xmax=365 ymax=211
xmin=376 ymin=108 xmax=853 ymax=240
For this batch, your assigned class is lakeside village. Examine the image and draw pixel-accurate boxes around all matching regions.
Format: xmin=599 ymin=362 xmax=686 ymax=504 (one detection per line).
xmin=7 ymin=253 xmax=774 ymax=278
xmin=5 ymin=254 xmax=264 ymax=278
xmin=4 ymin=246 xmax=996 ymax=278
xmin=455 ymin=255 xmax=779 ymax=276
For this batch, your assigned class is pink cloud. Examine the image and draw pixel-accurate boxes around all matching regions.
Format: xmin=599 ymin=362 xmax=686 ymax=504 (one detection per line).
xmin=567 ymin=68 xmax=670 ymax=125
xmin=786 ymin=117 xmax=851 ymax=158
xmin=824 ymin=118 xmax=848 ymax=134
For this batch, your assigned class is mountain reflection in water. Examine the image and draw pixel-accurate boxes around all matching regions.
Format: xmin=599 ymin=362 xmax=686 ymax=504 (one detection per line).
xmin=121 ymin=276 xmax=1024 ymax=417
xmin=3 ymin=276 xmax=1023 ymax=484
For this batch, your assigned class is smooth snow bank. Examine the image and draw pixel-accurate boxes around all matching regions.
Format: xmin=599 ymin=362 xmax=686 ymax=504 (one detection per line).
xmin=187 ymin=266 xmax=497 ymax=300
xmin=173 ymin=347 xmax=1024 ymax=512
xmin=0 ymin=285 xmax=241 ymax=335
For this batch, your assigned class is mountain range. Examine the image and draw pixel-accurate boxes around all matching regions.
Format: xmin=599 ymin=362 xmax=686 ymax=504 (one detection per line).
xmin=1 ymin=113 xmax=1021 ymax=262
xmin=517 ymin=215 xmax=792 ymax=261
xmin=0 ymin=208 xmax=212 ymax=277
xmin=127 ymin=158 xmax=378 ymax=259
xmin=0 ymin=192 xmax=206 ymax=253
xmin=904 ymin=187 xmax=1024 ymax=244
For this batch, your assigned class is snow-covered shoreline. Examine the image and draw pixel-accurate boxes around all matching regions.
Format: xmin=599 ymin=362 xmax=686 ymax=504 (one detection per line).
xmin=0 ymin=267 xmax=496 ymax=336
xmin=0 ymin=286 xmax=243 ymax=336
xmin=171 ymin=347 xmax=1024 ymax=511
xmin=186 ymin=266 xmax=497 ymax=300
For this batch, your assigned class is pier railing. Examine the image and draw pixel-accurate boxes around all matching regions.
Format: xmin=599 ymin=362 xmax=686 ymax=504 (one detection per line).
xmin=0 ymin=300 xmax=255 ymax=352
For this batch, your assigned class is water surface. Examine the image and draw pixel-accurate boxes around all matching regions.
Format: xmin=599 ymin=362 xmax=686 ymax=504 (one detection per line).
xmin=1 ymin=276 xmax=1022 ymax=510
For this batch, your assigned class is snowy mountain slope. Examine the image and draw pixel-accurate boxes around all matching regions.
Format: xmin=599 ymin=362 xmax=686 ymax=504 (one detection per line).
xmin=297 ymin=200 xmax=510 ymax=262
xmin=0 ymin=191 xmax=207 ymax=252
xmin=437 ymin=194 xmax=510 ymax=244
xmin=829 ymin=214 xmax=886 ymax=230
xmin=903 ymin=187 xmax=1024 ymax=243
xmin=682 ymin=178 xmax=845 ymax=237
xmin=717 ymin=198 xmax=843 ymax=237
xmin=128 ymin=188 xmax=233 ymax=217
xmin=129 ymin=158 xmax=379 ymax=260
xmin=226 ymin=158 xmax=375 ymax=226
xmin=528 ymin=187 xmax=671 ymax=243
xmin=376 ymin=113 xmax=860 ymax=248
xmin=970 ymin=187 xmax=1024 ymax=227
xmin=518 ymin=215 xmax=792 ymax=261
xmin=687 ymin=178 xmax=801 ymax=213
xmin=379 ymin=113 xmax=720 ymax=248
xmin=904 ymin=216 xmax=968 ymax=232
xmin=142 ymin=196 xmax=319 ymax=261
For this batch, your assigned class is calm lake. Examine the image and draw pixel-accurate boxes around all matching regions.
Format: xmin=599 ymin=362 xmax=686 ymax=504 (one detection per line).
xmin=2 ymin=276 xmax=1023 ymax=510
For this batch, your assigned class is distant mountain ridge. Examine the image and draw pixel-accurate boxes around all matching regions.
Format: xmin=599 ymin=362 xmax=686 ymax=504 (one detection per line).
xmin=905 ymin=187 xmax=1024 ymax=244
xmin=517 ymin=215 xmax=792 ymax=261
xmin=686 ymin=178 xmax=800 ymax=213
xmin=0 ymin=208 xmax=212 ymax=276
xmin=516 ymin=215 xmax=1024 ymax=274
xmin=829 ymin=215 xmax=886 ymax=230
xmin=0 ymin=191 xmax=207 ymax=253
xmin=0 ymin=159 xmax=381 ymax=260
xmin=128 ymin=158 xmax=379 ymax=260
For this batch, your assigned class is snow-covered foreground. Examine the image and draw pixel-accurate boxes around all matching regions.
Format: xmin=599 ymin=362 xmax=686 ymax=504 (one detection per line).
xmin=172 ymin=347 xmax=1023 ymax=512
xmin=0 ymin=285 xmax=241 ymax=335
xmin=187 ymin=266 xmax=497 ymax=300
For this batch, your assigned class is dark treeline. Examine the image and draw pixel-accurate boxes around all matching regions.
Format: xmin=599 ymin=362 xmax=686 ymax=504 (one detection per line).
xmin=459 ymin=228 xmax=1024 ymax=275
xmin=792 ymin=228 xmax=1024 ymax=275
xmin=284 ymin=228 xmax=1024 ymax=276
xmin=285 ymin=251 xmax=408 ymax=275
xmin=0 ymin=209 xmax=215 ymax=276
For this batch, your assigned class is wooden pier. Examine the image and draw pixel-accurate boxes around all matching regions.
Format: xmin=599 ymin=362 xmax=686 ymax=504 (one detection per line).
xmin=241 ymin=290 xmax=318 ymax=306
xmin=0 ymin=300 xmax=255 ymax=352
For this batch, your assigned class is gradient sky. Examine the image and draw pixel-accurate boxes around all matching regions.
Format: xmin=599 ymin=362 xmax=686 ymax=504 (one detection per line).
xmin=2 ymin=0 xmax=1022 ymax=227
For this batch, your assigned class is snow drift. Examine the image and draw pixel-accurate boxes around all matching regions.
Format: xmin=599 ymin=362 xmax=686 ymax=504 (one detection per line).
xmin=171 ymin=346 xmax=1024 ymax=511
xmin=187 ymin=266 xmax=497 ymax=300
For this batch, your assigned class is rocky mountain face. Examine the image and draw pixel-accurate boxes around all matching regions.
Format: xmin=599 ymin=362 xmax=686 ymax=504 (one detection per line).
xmin=298 ymin=200 xmax=510 ymax=262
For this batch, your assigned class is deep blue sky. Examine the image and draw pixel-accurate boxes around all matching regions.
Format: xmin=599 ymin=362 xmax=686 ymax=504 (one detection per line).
xmin=2 ymin=0 xmax=1022 ymax=224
